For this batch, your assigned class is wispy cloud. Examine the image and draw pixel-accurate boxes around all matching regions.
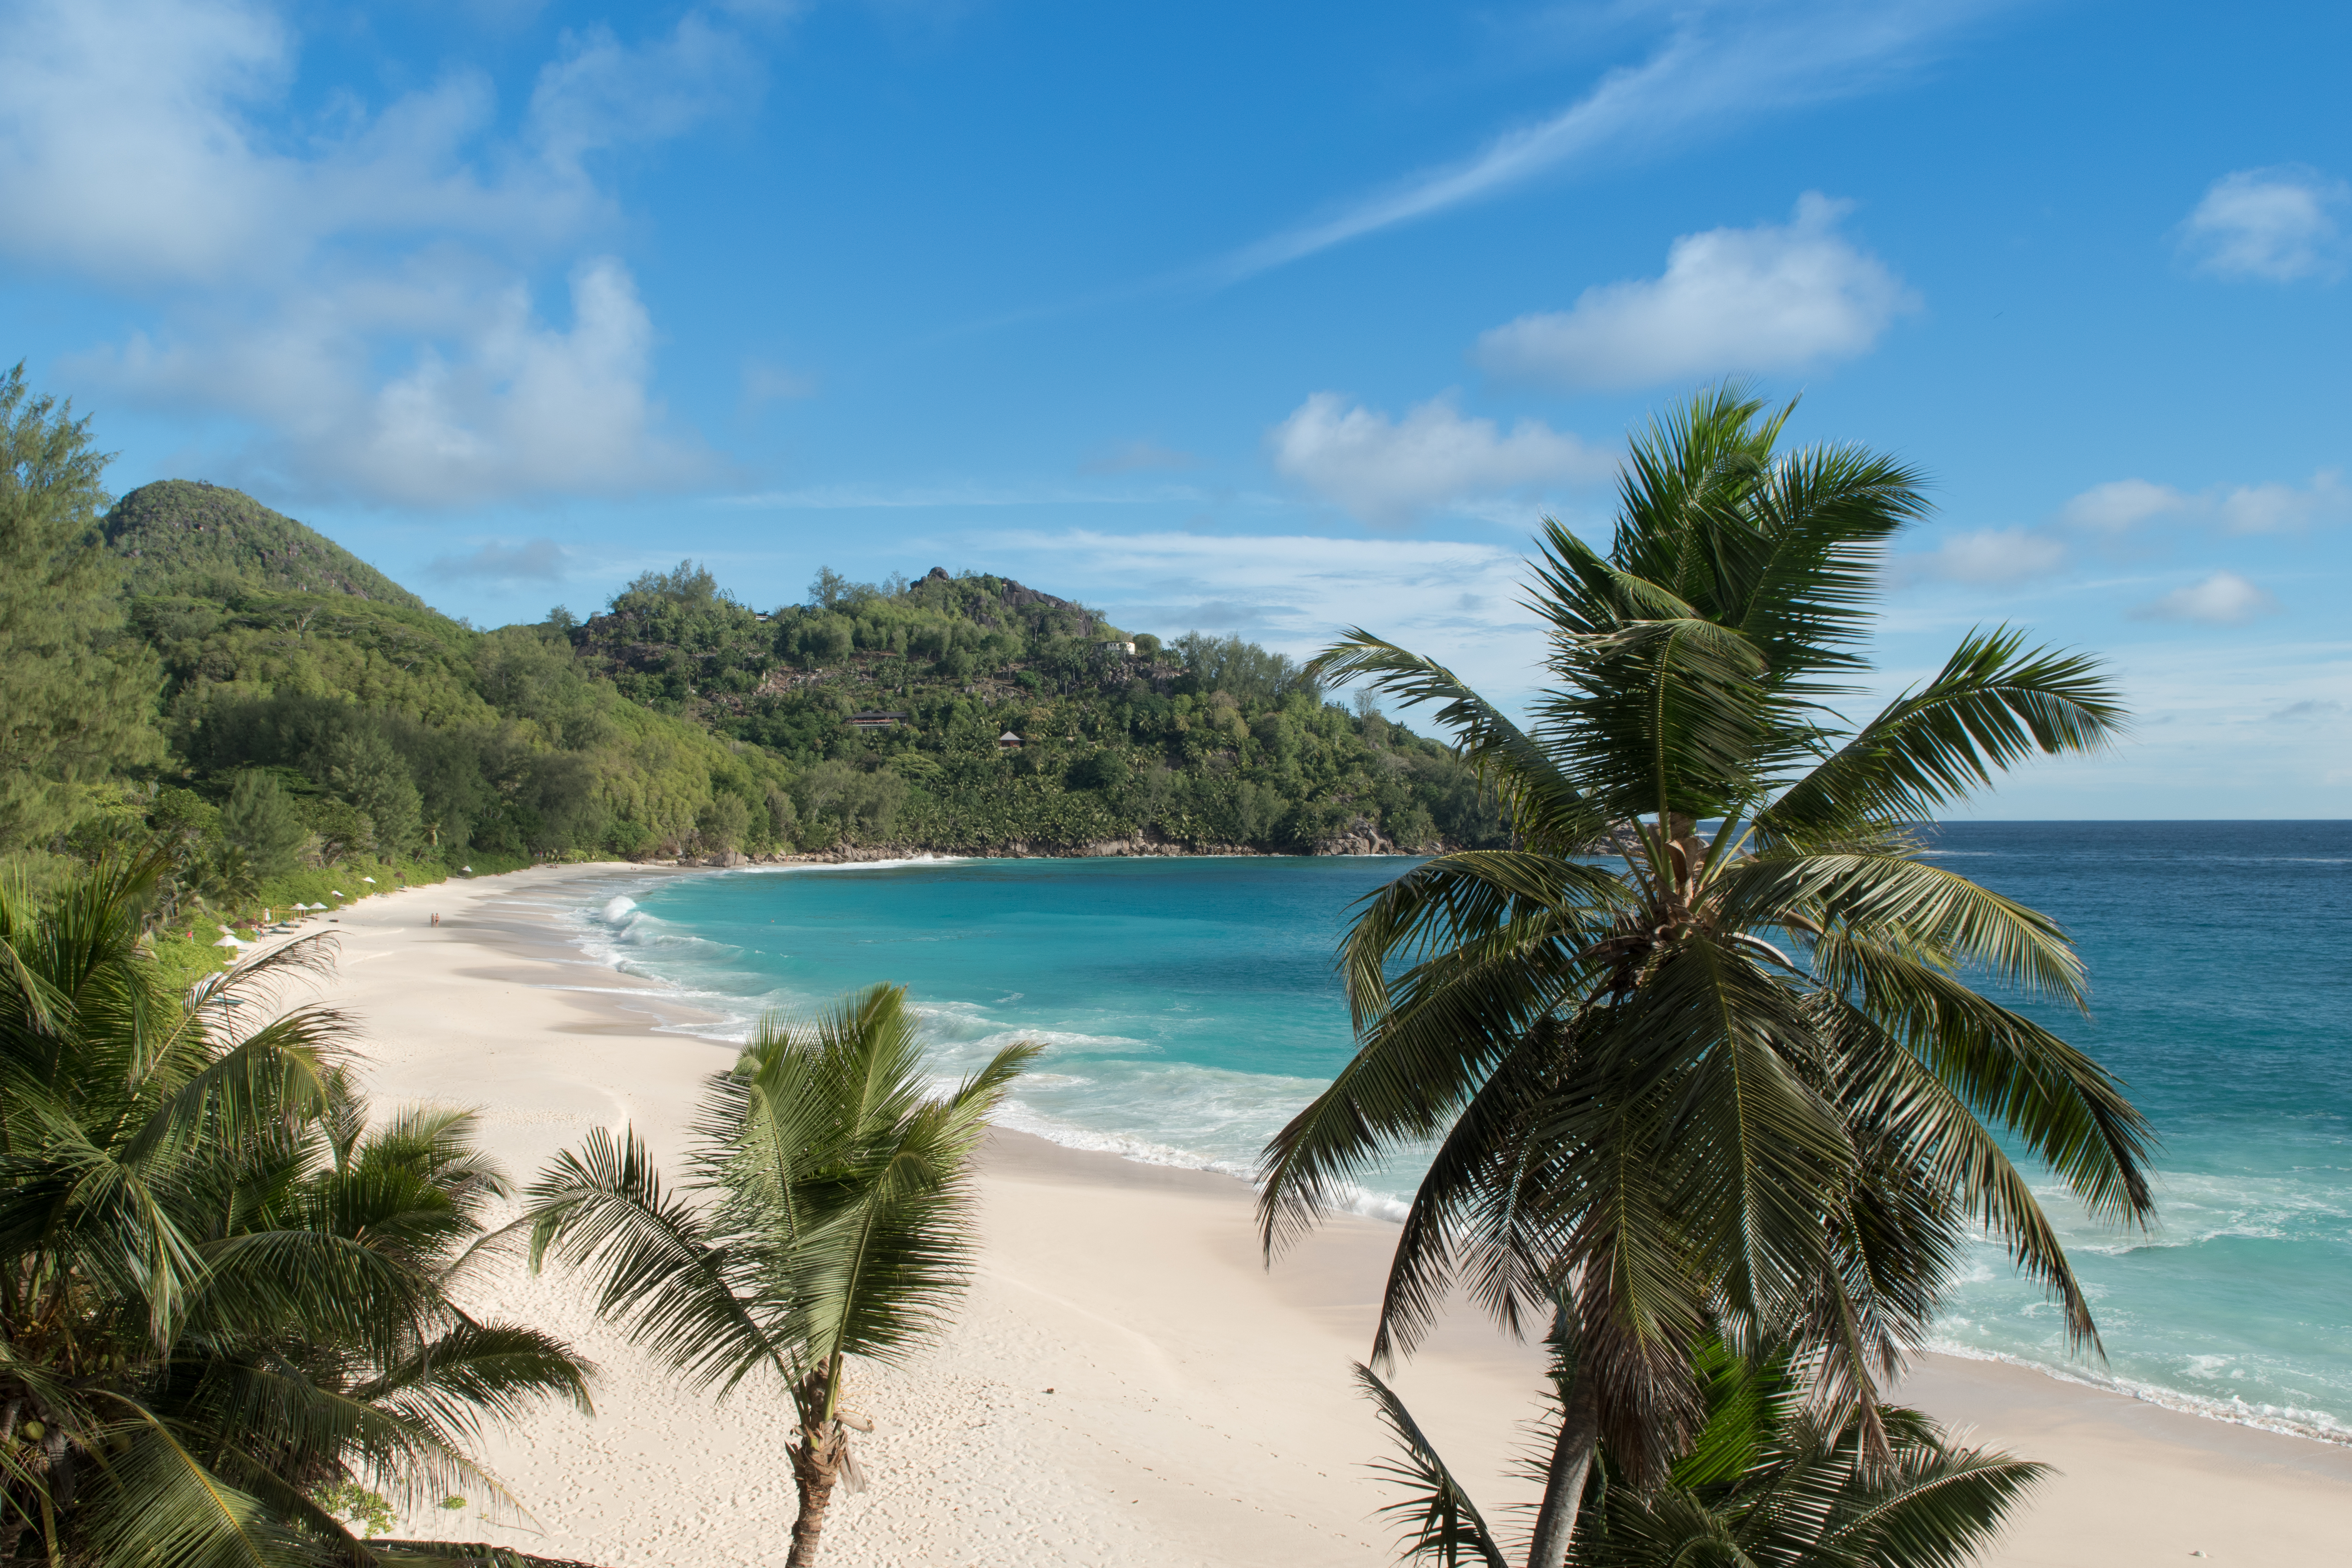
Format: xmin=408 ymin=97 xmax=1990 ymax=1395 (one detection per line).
xmin=966 ymin=528 xmax=1546 ymax=703
xmin=2180 ymin=165 xmax=2348 ymax=284
xmin=741 ymin=357 xmax=819 ymax=404
xmin=1266 ymin=392 xmax=1611 ymax=530
xmin=2059 ymin=469 xmax=2347 ymax=536
xmin=426 ymin=537 xmax=574 ymax=584
xmin=1476 ymin=193 xmax=1915 ymax=388
xmin=1216 ymin=0 xmax=2019 ymax=281
xmin=2059 ymin=478 xmax=2198 ymax=533
xmin=1906 ymin=525 xmax=2068 ymax=588
xmin=718 ymin=480 xmax=1211 ymax=509
xmin=2128 ymin=571 xmax=2281 ymax=627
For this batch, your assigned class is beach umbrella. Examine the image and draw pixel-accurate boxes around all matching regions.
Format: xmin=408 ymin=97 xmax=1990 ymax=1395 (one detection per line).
xmin=461 ymin=865 xmax=472 ymax=873
xmin=211 ymin=932 xmax=245 ymax=949
xmin=330 ymin=890 xmax=344 ymax=898
xmin=362 ymin=876 xmax=376 ymax=884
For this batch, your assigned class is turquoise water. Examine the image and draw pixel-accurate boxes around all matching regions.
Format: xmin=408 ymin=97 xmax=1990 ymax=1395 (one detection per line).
xmin=559 ymin=823 xmax=2352 ymax=1439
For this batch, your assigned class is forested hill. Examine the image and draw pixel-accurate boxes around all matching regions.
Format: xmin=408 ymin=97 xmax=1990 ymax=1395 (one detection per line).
xmin=104 ymin=480 xmax=429 ymax=607
xmin=13 ymin=453 xmax=1507 ymax=895
xmin=561 ymin=560 xmax=1509 ymax=856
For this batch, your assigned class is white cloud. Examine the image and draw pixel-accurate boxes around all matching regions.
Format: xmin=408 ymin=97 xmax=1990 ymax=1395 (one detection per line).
xmin=2128 ymin=571 xmax=2281 ymax=627
xmin=74 ymin=257 xmax=715 ymax=505
xmin=2060 ymin=478 xmax=2195 ymax=533
xmin=1911 ymin=526 xmax=2068 ymax=587
xmin=2181 ymin=166 xmax=2348 ymax=283
xmin=1266 ymin=392 xmax=1610 ymax=529
xmin=2058 ymin=469 xmax=2347 ymax=536
xmin=1475 ymin=193 xmax=1914 ymax=388
xmin=1219 ymin=0 xmax=2015 ymax=279
xmin=2218 ymin=470 xmax=2347 ymax=534
xmin=0 ymin=0 xmax=759 ymax=505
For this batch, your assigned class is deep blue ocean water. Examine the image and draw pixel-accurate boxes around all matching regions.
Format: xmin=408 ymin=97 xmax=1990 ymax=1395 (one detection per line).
xmin=556 ymin=823 xmax=2351 ymax=1437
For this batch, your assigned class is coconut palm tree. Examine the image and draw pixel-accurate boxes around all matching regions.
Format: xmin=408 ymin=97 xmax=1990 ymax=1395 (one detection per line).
xmin=1258 ymin=386 xmax=2155 ymax=1565
xmin=1358 ymin=1333 xmax=2045 ymax=1568
xmin=0 ymin=853 xmax=594 ymax=1565
xmin=525 ymin=984 xmax=1033 ymax=1568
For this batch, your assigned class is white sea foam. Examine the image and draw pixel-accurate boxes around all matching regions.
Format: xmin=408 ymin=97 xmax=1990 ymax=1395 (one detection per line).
xmin=984 ymin=1097 xmax=1413 ymax=1221
xmin=1924 ymin=1339 xmax=2352 ymax=1445
xmin=733 ymin=855 xmax=975 ymax=875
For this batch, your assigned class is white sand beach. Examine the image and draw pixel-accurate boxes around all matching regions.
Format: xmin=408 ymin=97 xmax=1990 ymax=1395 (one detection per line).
xmin=259 ymin=865 xmax=2352 ymax=1566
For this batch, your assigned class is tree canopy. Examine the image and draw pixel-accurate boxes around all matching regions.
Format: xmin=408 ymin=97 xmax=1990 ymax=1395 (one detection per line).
xmin=0 ymin=365 xmax=165 ymax=854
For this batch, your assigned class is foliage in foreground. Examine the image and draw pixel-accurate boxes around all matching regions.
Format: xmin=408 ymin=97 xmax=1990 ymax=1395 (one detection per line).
xmin=1361 ymin=1334 xmax=2045 ymax=1568
xmin=527 ymin=984 xmax=1032 ymax=1568
xmin=0 ymin=855 xmax=593 ymax=1565
xmin=1261 ymin=386 xmax=2154 ymax=1564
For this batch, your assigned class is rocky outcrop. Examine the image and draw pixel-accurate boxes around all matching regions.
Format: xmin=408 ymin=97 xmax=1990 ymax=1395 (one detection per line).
xmin=921 ymin=566 xmax=1106 ymax=636
xmin=1310 ymin=817 xmax=1403 ymax=857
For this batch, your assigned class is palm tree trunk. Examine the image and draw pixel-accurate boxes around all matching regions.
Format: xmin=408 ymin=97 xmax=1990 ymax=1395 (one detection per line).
xmin=785 ymin=1427 xmax=842 ymax=1568
xmin=1525 ymin=1368 xmax=1601 ymax=1568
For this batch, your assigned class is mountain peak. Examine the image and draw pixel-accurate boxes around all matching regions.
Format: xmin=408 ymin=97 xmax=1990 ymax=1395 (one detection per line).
xmin=102 ymin=480 xmax=429 ymax=610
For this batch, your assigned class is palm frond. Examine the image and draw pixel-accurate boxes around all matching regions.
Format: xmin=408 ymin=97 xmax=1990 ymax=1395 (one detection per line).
xmin=1309 ymin=632 xmax=1612 ymax=852
xmin=1817 ymin=936 xmax=2155 ymax=1228
xmin=1712 ymin=851 xmax=2090 ymax=1004
xmin=1356 ymin=1364 xmax=1512 ymax=1568
xmin=525 ymin=1129 xmax=782 ymax=1395
xmin=1762 ymin=629 xmax=2125 ymax=832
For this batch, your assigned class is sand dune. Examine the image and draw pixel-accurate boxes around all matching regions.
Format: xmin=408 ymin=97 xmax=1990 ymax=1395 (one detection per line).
xmin=264 ymin=865 xmax=2352 ymax=1566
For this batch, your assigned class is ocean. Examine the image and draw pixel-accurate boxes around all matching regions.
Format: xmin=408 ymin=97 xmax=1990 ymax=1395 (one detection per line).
xmin=554 ymin=822 xmax=2352 ymax=1439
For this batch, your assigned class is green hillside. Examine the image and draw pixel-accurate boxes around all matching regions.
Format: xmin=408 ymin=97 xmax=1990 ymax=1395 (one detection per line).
xmin=104 ymin=480 xmax=431 ymax=607
xmin=563 ymin=561 xmax=1509 ymax=855
xmin=17 ymin=474 xmax=789 ymax=926
xmin=17 ymin=447 xmax=1505 ymax=923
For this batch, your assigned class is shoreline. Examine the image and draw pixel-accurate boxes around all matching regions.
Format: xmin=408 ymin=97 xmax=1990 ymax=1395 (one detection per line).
xmin=265 ymin=862 xmax=2352 ymax=1565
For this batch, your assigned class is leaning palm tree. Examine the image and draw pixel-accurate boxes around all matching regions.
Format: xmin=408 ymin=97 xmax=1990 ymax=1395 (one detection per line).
xmin=526 ymin=984 xmax=1033 ymax=1568
xmin=0 ymin=853 xmax=594 ymax=1565
xmin=1259 ymin=386 xmax=2155 ymax=1565
xmin=1359 ymin=1333 xmax=2045 ymax=1568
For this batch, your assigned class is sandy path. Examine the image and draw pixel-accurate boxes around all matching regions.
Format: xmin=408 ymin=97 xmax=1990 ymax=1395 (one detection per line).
xmin=256 ymin=865 xmax=2352 ymax=1566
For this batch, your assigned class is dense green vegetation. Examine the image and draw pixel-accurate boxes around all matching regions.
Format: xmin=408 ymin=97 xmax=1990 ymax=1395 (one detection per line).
xmin=570 ymin=561 xmax=1507 ymax=855
xmin=2 ymin=362 xmax=1509 ymax=970
xmin=104 ymin=478 xmax=429 ymax=607
xmin=0 ymin=367 xmax=165 ymax=854
xmin=0 ymin=860 xmax=594 ymax=1565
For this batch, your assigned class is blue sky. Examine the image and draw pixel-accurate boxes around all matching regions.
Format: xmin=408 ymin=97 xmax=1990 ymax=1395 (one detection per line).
xmin=3 ymin=0 xmax=2345 ymax=816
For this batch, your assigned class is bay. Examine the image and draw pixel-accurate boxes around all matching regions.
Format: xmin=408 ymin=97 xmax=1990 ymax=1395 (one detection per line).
xmin=561 ymin=822 xmax=2352 ymax=1438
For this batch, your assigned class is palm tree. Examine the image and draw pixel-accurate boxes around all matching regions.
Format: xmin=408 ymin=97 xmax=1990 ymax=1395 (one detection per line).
xmin=1258 ymin=386 xmax=2156 ymax=1565
xmin=1358 ymin=1333 xmax=2045 ymax=1568
xmin=525 ymin=984 xmax=1033 ymax=1568
xmin=0 ymin=853 xmax=594 ymax=1565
